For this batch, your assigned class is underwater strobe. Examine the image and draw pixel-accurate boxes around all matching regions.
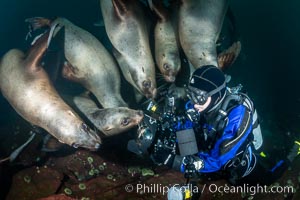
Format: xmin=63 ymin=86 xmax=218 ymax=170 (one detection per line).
xmin=167 ymin=183 xmax=200 ymax=200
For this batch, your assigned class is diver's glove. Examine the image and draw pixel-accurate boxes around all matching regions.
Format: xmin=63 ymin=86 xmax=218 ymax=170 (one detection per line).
xmin=172 ymin=155 xmax=204 ymax=178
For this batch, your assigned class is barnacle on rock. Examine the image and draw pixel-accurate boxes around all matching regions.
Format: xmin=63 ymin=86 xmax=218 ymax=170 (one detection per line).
xmin=64 ymin=188 xmax=72 ymax=195
xmin=87 ymin=157 xmax=93 ymax=164
xmin=78 ymin=183 xmax=86 ymax=190
xmin=107 ymin=174 xmax=113 ymax=180
xmin=23 ymin=175 xmax=31 ymax=183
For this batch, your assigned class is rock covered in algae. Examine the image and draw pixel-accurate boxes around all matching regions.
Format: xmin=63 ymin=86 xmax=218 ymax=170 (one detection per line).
xmin=6 ymin=166 xmax=63 ymax=200
xmin=38 ymin=194 xmax=75 ymax=200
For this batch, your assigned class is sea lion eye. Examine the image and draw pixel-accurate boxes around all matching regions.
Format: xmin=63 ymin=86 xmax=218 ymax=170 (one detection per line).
xmin=81 ymin=123 xmax=89 ymax=132
xmin=163 ymin=63 xmax=170 ymax=70
xmin=121 ymin=118 xmax=130 ymax=126
xmin=142 ymin=80 xmax=151 ymax=89
xmin=72 ymin=143 xmax=80 ymax=148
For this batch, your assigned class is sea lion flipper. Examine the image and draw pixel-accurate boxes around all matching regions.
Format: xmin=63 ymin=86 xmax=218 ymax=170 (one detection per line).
xmin=148 ymin=0 xmax=168 ymax=21
xmin=25 ymin=24 xmax=62 ymax=72
xmin=47 ymin=25 xmax=65 ymax=52
xmin=25 ymin=30 xmax=51 ymax=71
xmin=47 ymin=23 xmax=61 ymax=48
xmin=43 ymin=26 xmax=66 ymax=82
xmin=25 ymin=17 xmax=51 ymax=31
xmin=41 ymin=134 xmax=65 ymax=152
xmin=80 ymin=91 xmax=92 ymax=98
xmin=218 ymin=41 xmax=241 ymax=70
xmin=147 ymin=0 xmax=153 ymax=10
xmin=112 ymin=0 xmax=129 ymax=20
xmin=62 ymin=61 xmax=78 ymax=81
xmin=0 ymin=131 xmax=36 ymax=163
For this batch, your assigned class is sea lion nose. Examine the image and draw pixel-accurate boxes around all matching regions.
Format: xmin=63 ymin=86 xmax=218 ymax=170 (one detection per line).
xmin=167 ymin=76 xmax=176 ymax=82
xmin=142 ymin=80 xmax=151 ymax=89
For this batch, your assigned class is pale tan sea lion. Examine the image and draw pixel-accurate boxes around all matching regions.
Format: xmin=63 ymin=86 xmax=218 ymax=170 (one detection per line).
xmin=178 ymin=0 xmax=229 ymax=69
xmin=148 ymin=0 xmax=181 ymax=83
xmin=100 ymin=0 xmax=157 ymax=99
xmin=0 ymin=30 xmax=101 ymax=151
xmin=65 ymin=93 xmax=144 ymax=137
xmin=25 ymin=17 xmax=127 ymax=108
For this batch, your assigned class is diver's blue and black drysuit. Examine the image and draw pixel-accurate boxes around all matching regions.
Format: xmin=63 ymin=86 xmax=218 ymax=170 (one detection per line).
xmin=171 ymin=87 xmax=289 ymax=185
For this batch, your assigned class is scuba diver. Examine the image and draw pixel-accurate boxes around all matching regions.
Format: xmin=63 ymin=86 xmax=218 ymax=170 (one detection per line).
xmin=128 ymin=65 xmax=300 ymax=188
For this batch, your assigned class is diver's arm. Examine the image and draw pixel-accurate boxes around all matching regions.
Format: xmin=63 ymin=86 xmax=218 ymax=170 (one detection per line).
xmin=174 ymin=105 xmax=253 ymax=174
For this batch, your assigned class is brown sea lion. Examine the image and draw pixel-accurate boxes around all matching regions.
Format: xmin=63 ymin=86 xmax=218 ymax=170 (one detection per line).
xmin=148 ymin=0 xmax=181 ymax=82
xmin=100 ymin=0 xmax=157 ymax=99
xmin=65 ymin=93 xmax=144 ymax=137
xmin=178 ymin=0 xmax=229 ymax=70
xmin=0 ymin=30 xmax=101 ymax=151
xmin=25 ymin=17 xmax=127 ymax=108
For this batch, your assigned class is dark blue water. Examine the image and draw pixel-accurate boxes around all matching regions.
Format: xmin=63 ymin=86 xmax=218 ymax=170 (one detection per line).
xmin=229 ymin=0 xmax=300 ymax=141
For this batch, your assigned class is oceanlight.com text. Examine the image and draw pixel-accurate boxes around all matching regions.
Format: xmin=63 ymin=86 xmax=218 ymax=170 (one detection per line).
xmin=124 ymin=183 xmax=295 ymax=196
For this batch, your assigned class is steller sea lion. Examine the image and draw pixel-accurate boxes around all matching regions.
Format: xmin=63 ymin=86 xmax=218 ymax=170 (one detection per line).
xmin=178 ymin=0 xmax=229 ymax=69
xmin=100 ymin=0 xmax=157 ymax=99
xmin=25 ymin=17 xmax=127 ymax=108
xmin=148 ymin=0 xmax=181 ymax=83
xmin=64 ymin=93 xmax=144 ymax=137
xmin=42 ymin=92 xmax=144 ymax=152
xmin=0 ymin=29 xmax=101 ymax=151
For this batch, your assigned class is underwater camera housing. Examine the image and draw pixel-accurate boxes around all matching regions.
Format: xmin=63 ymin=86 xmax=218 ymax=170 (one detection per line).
xmin=127 ymin=90 xmax=177 ymax=157
xmin=127 ymin=89 xmax=199 ymax=165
